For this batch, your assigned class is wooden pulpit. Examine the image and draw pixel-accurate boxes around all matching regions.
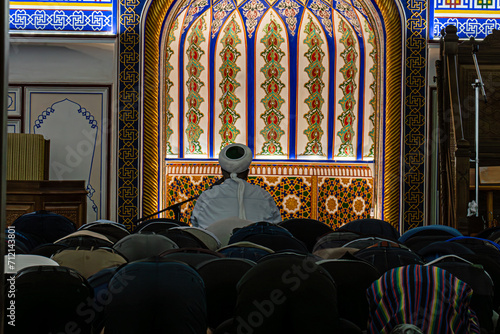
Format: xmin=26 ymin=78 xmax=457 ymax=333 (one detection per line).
xmin=6 ymin=133 xmax=87 ymax=227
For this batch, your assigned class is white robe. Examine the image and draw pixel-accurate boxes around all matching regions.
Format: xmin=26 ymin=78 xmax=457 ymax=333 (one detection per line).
xmin=190 ymin=178 xmax=282 ymax=229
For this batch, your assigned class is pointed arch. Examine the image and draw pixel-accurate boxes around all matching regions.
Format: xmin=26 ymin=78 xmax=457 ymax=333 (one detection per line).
xmin=140 ymin=0 xmax=404 ymax=226
xmin=142 ymin=0 xmax=180 ymax=218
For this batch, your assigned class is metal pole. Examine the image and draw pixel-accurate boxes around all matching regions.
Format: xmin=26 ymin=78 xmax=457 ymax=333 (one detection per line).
xmin=0 ymin=0 xmax=9 ymax=331
xmin=471 ymin=42 xmax=486 ymax=219
xmin=474 ymin=79 xmax=480 ymax=217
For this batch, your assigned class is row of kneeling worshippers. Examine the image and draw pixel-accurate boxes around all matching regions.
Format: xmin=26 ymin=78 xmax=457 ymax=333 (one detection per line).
xmin=5 ymin=210 xmax=500 ymax=334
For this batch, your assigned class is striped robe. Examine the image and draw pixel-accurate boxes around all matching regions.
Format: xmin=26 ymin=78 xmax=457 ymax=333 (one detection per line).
xmin=367 ymin=264 xmax=481 ymax=333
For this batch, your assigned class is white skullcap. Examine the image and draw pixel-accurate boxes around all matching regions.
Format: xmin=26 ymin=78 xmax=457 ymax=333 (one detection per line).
xmin=218 ymin=143 xmax=253 ymax=173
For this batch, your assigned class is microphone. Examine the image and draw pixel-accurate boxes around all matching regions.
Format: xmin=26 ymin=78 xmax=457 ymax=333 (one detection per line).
xmin=132 ymin=176 xmax=225 ymax=225
xmin=472 ymin=42 xmax=487 ymax=103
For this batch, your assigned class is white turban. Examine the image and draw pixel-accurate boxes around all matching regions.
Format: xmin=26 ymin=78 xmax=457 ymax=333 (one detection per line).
xmin=218 ymin=143 xmax=253 ymax=220
xmin=218 ymin=143 xmax=253 ymax=173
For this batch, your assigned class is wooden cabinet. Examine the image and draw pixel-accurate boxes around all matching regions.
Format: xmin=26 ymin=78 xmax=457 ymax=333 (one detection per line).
xmin=6 ymin=180 xmax=87 ymax=228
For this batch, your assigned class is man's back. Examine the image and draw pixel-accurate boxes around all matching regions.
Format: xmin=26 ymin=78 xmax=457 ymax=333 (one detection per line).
xmin=191 ymin=178 xmax=281 ymax=229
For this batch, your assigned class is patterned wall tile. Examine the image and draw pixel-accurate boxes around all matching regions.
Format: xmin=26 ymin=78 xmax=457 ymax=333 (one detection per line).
xmin=163 ymin=161 xmax=372 ymax=226
xmin=124 ymin=0 xmax=428 ymax=230
xmin=430 ymin=0 xmax=500 ymax=39
xmin=403 ymin=0 xmax=427 ymax=230
xmin=164 ymin=0 xmax=377 ymax=161
xmin=318 ymin=177 xmax=372 ymax=228
xmin=9 ymin=0 xmax=115 ymax=33
xmin=118 ymin=0 xmax=145 ymax=228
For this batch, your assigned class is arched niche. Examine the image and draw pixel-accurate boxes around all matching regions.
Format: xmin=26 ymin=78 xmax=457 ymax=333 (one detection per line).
xmin=140 ymin=0 xmax=403 ymax=228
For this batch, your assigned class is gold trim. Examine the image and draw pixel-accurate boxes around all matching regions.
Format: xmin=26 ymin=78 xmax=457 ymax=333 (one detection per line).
xmin=165 ymin=161 xmax=373 ymax=177
xmin=142 ymin=0 xmax=175 ymax=217
xmin=372 ymin=0 xmax=403 ymax=228
xmin=312 ymin=176 xmax=318 ymax=220
xmin=142 ymin=0 xmax=403 ymax=225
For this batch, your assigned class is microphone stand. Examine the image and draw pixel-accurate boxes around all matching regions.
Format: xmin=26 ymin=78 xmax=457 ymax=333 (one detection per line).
xmin=133 ymin=195 xmax=200 ymax=224
xmin=471 ymin=41 xmax=487 ymax=218
xmin=132 ymin=177 xmax=224 ymax=225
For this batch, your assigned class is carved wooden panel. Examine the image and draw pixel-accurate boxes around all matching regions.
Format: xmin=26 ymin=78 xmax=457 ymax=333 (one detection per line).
xmin=6 ymin=203 xmax=35 ymax=226
xmin=6 ymin=180 xmax=87 ymax=228
xmin=44 ymin=204 xmax=84 ymax=228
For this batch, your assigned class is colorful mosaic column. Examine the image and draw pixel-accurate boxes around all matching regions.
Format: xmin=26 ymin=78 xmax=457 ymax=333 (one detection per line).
xmin=302 ymin=18 xmax=326 ymax=156
xmin=185 ymin=17 xmax=206 ymax=155
xmin=365 ymin=21 xmax=377 ymax=158
xmin=218 ymin=17 xmax=242 ymax=149
xmin=259 ymin=18 xmax=286 ymax=156
xmin=165 ymin=20 xmax=178 ymax=156
xmin=337 ymin=18 xmax=358 ymax=158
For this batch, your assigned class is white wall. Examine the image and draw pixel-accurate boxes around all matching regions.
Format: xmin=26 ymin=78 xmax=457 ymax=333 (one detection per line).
xmin=8 ymin=37 xmax=119 ymax=223
xmin=9 ymin=38 xmax=116 ymax=84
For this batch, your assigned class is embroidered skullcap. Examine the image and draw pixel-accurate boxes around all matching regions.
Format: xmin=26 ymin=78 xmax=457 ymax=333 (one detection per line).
xmin=219 ymin=143 xmax=252 ymax=174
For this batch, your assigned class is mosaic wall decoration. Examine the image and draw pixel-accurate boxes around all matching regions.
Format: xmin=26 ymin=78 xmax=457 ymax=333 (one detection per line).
xmin=218 ymin=17 xmax=243 ymax=149
xmin=163 ymin=0 xmax=378 ymax=161
xmin=215 ymin=14 xmax=247 ymax=151
xmin=165 ymin=16 xmax=182 ymax=159
xmin=336 ymin=17 xmax=358 ymax=157
xmin=118 ymin=0 xmax=146 ymax=227
xmin=318 ymin=177 xmax=373 ymax=228
xmin=258 ymin=17 xmax=287 ymax=156
xmin=402 ymin=0 xmax=427 ymax=230
xmin=163 ymin=161 xmax=373 ymax=228
xmin=364 ymin=20 xmax=376 ymax=158
xmin=302 ymin=18 xmax=326 ymax=156
xmin=119 ymin=0 xmax=427 ymax=230
xmin=430 ymin=0 xmax=500 ymax=39
xmin=9 ymin=0 xmax=115 ymax=33
xmin=165 ymin=19 xmax=178 ymax=156
xmin=184 ymin=15 xmax=208 ymax=155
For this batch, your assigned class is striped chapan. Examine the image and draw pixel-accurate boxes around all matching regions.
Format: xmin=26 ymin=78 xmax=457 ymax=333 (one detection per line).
xmin=367 ymin=264 xmax=481 ymax=333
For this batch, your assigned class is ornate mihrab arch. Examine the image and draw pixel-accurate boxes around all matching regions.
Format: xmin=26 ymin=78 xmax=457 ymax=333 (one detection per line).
xmin=118 ymin=0 xmax=427 ymax=231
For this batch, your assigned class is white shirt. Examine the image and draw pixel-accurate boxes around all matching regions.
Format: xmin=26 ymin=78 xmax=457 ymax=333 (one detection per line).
xmin=190 ymin=178 xmax=282 ymax=229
